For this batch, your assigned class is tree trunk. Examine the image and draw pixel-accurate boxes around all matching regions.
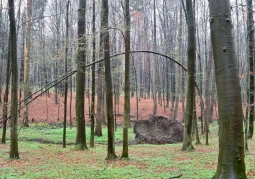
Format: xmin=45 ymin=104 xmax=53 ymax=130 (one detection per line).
xmin=102 ymin=0 xmax=117 ymax=160
xmin=193 ymin=99 xmax=201 ymax=145
xmin=54 ymin=0 xmax=60 ymax=105
xmin=75 ymin=0 xmax=87 ymax=150
xmin=0 ymin=0 xmax=2 ymax=105
xmin=95 ymin=0 xmax=105 ymax=137
xmin=204 ymin=43 xmax=213 ymax=144
xmin=23 ymin=0 xmax=32 ymax=127
xmin=152 ymin=0 xmax=157 ymax=115
xmin=122 ymin=0 xmax=130 ymax=158
xmin=181 ymin=0 xmax=195 ymax=151
xmin=90 ymin=0 xmax=96 ymax=148
xmin=247 ymin=0 xmax=254 ymax=139
xmin=209 ymin=0 xmax=247 ymax=178
xmin=63 ymin=0 xmax=70 ymax=148
xmin=1 ymin=38 xmax=11 ymax=144
xmin=174 ymin=5 xmax=183 ymax=121
xmin=9 ymin=0 xmax=19 ymax=159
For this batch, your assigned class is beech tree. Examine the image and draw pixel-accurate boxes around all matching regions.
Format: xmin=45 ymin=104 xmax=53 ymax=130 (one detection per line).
xmin=9 ymin=0 xmax=19 ymax=159
xmin=63 ymin=0 xmax=70 ymax=148
xmin=95 ymin=1 xmax=104 ymax=137
xmin=152 ymin=0 xmax=157 ymax=115
xmin=1 ymin=39 xmax=10 ymax=144
xmin=247 ymin=0 xmax=254 ymax=139
xmin=181 ymin=0 xmax=195 ymax=151
xmin=90 ymin=0 xmax=96 ymax=148
xmin=121 ymin=0 xmax=130 ymax=158
xmin=75 ymin=0 xmax=87 ymax=150
xmin=102 ymin=0 xmax=117 ymax=160
xmin=209 ymin=0 xmax=247 ymax=178
xmin=23 ymin=0 xmax=32 ymax=127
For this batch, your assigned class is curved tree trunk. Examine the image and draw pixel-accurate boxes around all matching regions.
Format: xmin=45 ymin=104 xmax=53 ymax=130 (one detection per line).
xmin=209 ymin=0 xmax=247 ymax=178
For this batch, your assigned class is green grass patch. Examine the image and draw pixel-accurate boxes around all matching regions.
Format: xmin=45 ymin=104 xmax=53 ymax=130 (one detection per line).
xmin=0 ymin=123 xmax=255 ymax=178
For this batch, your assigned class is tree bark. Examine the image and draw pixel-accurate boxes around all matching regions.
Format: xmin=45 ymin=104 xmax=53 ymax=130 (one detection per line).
xmin=102 ymin=0 xmax=117 ymax=160
xmin=247 ymin=0 xmax=254 ymax=139
xmin=9 ymin=0 xmax=19 ymax=159
xmin=204 ymin=43 xmax=213 ymax=145
xmin=95 ymin=0 xmax=105 ymax=137
xmin=209 ymin=0 xmax=247 ymax=178
xmin=152 ymin=0 xmax=157 ymax=115
xmin=90 ymin=0 xmax=96 ymax=148
xmin=181 ymin=0 xmax=195 ymax=151
xmin=75 ymin=0 xmax=87 ymax=150
xmin=122 ymin=0 xmax=130 ymax=158
xmin=63 ymin=0 xmax=70 ymax=148
xmin=1 ymin=38 xmax=10 ymax=144
xmin=23 ymin=0 xmax=32 ymax=127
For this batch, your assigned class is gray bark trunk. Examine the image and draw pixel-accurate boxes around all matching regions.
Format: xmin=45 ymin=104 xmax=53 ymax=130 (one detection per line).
xmin=75 ymin=0 xmax=87 ymax=150
xmin=209 ymin=0 xmax=247 ymax=178
xmin=181 ymin=0 xmax=195 ymax=151
xmin=9 ymin=0 xmax=19 ymax=159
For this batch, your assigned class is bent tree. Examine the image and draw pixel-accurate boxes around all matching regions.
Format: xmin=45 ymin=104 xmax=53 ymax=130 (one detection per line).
xmin=209 ymin=0 xmax=247 ymax=178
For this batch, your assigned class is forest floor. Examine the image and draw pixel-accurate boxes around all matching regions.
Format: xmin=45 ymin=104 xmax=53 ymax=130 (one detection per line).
xmin=0 ymin=92 xmax=217 ymax=125
xmin=0 ymin=123 xmax=254 ymax=178
xmin=0 ymin=93 xmax=254 ymax=178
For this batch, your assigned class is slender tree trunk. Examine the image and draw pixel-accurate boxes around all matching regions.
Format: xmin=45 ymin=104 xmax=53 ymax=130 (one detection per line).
xmin=102 ymin=0 xmax=117 ymax=160
xmin=193 ymin=99 xmax=201 ymax=145
xmin=63 ymin=0 xmax=70 ymax=148
xmin=174 ymin=5 xmax=183 ymax=121
xmin=69 ymin=80 xmax=72 ymax=129
xmin=75 ymin=0 xmax=87 ymax=150
xmin=122 ymin=0 xmax=130 ymax=158
xmin=23 ymin=0 xmax=32 ymax=127
xmin=244 ymin=106 xmax=249 ymax=152
xmin=95 ymin=1 xmax=105 ymax=137
xmin=247 ymin=0 xmax=254 ymax=139
xmin=209 ymin=0 xmax=247 ymax=178
xmin=90 ymin=0 xmax=96 ymax=148
xmin=9 ymin=0 xmax=19 ymax=159
xmin=204 ymin=43 xmax=213 ymax=144
xmin=17 ymin=0 xmax=23 ymax=116
xmin=0 ymin=0 xmax=2 ymax=105
xmin=182 ymin=0 xmax=195 ymax=151
xmin=54 ymin=0 xmax=60 ymax=105
xmin=1 ymin=38 xmax=10 ymax=144
xmin=152 ymin=0 xmax=157 ymax=115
